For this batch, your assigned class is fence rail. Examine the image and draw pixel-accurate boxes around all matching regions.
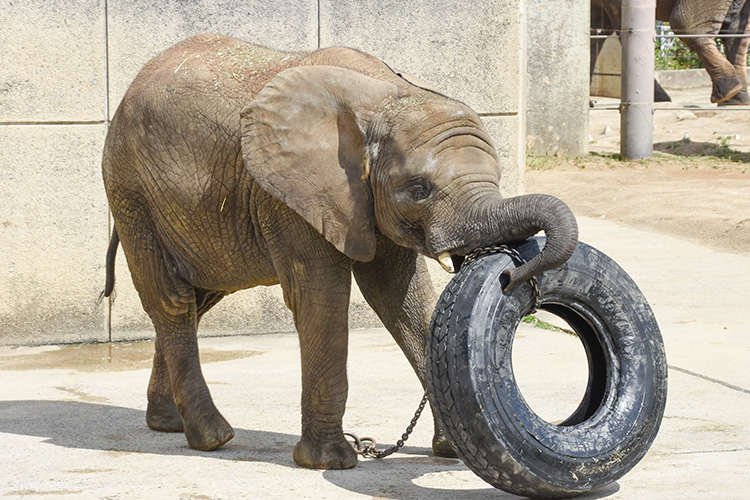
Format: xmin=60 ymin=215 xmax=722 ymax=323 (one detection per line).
xmin=591 ymin=30 xmax=750 ymax=39
xmin=590 ymin=27 xmax=750 ymax=113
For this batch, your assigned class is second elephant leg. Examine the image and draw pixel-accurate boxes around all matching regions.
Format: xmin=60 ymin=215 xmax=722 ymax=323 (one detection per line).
xmin=720 ymin=35 xmax=750 ymax=105
xmin=671 ymin=0 xmax=742 ymax=103
xmin=146 ymin=294 xmax=234 ymax=450
xmin=146 ymin=337 xmax=183 ymax=432
xmin=352 ymin=235 xmax=457 ymax=458
xmin=680 ymin=34 xmax=741 ymax=102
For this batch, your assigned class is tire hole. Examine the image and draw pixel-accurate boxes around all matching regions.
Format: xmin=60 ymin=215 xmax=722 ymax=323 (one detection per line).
xmin=511 ymin=311 xmax=590 ymax=425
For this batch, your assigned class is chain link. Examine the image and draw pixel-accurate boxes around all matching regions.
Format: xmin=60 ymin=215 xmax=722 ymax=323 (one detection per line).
xmin=461 ymin=244 xmax=541 ymax=313
xmin=345 ymin=391 xmax=428 ymax=459
xmin=345 ymin=245 xmax=539 ymax=460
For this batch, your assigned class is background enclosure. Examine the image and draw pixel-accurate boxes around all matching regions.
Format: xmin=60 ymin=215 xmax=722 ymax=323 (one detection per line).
xmin=0 ymin=0 xmax=589 ymax=345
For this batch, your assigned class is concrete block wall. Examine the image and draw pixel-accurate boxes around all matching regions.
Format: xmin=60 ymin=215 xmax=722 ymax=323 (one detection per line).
xmin=525 ymin=0 xmax=590 ymax=156
xmin=1 ymin=0 xmax=528 ymax=345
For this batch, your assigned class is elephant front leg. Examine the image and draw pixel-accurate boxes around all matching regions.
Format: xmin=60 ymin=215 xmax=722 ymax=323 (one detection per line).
xmin=273 ymin=242 xmax=357 ymax=469
xmin=294 ymin=321 xmax=356 ymax=470
xmin=352 ymin=236 xmax=457 ymax=458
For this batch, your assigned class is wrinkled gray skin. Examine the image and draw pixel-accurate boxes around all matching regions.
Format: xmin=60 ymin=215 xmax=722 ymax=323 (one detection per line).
xmin=102 ymin=34 xmax=578 ymax=470
xmin=592 ymin=0 xmax=750 ymax=104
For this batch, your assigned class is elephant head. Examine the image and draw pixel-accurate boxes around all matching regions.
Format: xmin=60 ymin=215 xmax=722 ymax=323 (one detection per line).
xmin=240 ymin=66 xmax=578 ymax=290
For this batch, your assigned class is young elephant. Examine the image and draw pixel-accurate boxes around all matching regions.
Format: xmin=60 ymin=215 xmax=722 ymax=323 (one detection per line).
xmin=102 ymin=33 xmax=578 ymax=469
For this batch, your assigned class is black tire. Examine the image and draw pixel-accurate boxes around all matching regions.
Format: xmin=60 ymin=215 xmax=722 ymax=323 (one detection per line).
xmin=427 ymin=237 xmax=668 ymax=498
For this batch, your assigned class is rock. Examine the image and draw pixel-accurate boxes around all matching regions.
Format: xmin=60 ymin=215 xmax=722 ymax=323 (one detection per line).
xmin=601 ymin=125 xmax=611 ymax=135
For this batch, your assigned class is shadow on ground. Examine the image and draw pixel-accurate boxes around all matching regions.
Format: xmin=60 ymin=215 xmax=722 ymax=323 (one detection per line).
xmin=323 ymin=455 xmax=621 ymax=500
xmin=0 ymin=400 xmax=297 ymax=464
xmin=0 ymin=399 xmax=622 ymax=499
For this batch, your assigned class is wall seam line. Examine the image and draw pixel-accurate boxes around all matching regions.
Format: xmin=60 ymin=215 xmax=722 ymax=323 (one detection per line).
xmin=0 ymin=121 xmax=107 ymax=126
xmin=317 ymin=0 xmax=321 ymax=48
xmin=478 ymin=112 xmax=519 ymax=118
xmin=104 ymin=0 xmax=113 ymax=343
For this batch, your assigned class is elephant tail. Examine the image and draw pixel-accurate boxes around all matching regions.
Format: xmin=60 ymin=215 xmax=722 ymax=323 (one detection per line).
xmin=101 ymin=227 xmax=120 ymax=300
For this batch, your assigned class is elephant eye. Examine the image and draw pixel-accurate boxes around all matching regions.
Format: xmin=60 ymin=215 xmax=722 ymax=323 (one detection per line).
xmin=405 ymin=180 xmax=432 ymax=202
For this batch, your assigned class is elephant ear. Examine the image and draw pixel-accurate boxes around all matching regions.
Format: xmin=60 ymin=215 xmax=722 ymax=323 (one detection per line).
xmin=240 ymin=65 xmax=398 ymax=262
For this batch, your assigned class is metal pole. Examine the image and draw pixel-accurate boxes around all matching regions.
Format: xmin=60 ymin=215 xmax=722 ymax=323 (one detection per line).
xmin=620 ymin=0 xmax=655 ymax=160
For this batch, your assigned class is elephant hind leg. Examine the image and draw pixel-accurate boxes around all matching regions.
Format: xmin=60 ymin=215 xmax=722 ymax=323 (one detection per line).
xmin=145 ymin=289 xmax=225 ymax=433
xmin=146 ymin=336 xmax=183 ymax=433
xmin=719 ymin=17 xmax=750 ymax=105
xmin=675 ymin=33 xmax=741 ymax=102
xmin=114 ymin=199 xmax=233 ymax=450
xmin=148 ymin=310 xmax=233 ymax=451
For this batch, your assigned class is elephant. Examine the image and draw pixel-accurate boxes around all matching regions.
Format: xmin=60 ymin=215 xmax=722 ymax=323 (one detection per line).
xmin=101 ymin=33 xmax=579 ymax=470
xmin=591 ymin=0 xmax=750 ymax=105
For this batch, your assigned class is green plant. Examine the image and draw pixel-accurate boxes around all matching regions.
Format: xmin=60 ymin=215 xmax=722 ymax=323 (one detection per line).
xmin=654 ymin=23 xmax=747 ymax=70
xmin=526 ymin=154 xmax=588 ymax=171
xmin=522 ymin=315 xmax=577 ymax=336
xmin=656 ymin=37 xmax=703 ymax=70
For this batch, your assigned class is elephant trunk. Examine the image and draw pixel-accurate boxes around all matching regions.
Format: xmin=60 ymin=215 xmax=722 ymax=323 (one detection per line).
xmin=444 ymin=193 xmax=578 ymax=292
xmin=497 ymin=194 xmax=578 ymax=291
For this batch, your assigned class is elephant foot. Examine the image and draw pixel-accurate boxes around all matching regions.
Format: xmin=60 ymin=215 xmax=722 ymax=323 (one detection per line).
xmin=146 ymin=399 xmax=184 ymax=433
xmin=711 ymin=75 xmax=743 ymax=104
xmin=293 ymin=434 xmax=358 ymax=469
xmin=718 ymin=89 xmax=750 ymax=107
xmin=432 ymin=432 xmax=458 ymax=458
xmin=183 ymin=410 xmax=235 ymax=451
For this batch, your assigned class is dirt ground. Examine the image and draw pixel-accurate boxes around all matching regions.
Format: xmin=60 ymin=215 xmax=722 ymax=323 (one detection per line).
xmin=526 ymin=86 xmax=750 ymax=256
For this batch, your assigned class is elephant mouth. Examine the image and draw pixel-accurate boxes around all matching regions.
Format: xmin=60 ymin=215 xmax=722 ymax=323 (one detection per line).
xmin=437 ymin=251 xmax=465 ymax=273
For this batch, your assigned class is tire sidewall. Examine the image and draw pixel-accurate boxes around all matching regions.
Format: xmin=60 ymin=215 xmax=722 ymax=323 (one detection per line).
xmin=428 ymin=238 xmax=668 ymax=497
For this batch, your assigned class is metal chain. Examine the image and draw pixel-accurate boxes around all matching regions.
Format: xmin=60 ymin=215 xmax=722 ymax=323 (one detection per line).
xmin=344 ymin=245 xmax=538 ymax=460
xmin=461 ymin=244 xmax=541 ymax=313
xmin=345 ymin=391 xmax=428 ymax=459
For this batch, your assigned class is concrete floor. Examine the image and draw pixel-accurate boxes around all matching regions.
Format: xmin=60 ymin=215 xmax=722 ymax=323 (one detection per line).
xmin=1 ymin=216 xmax=749 ymax=499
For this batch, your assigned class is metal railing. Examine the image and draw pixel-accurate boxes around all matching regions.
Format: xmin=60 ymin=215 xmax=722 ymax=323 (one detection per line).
xmin=591 ymin=27 xmax=750 ymax=113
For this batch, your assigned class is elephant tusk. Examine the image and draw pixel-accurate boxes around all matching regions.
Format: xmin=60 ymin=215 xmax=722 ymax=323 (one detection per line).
xmin=438 ymin=252 xmax=455 ymax=273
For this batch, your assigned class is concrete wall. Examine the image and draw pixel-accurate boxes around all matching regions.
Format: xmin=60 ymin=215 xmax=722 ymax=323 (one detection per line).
xmin=525 ymin=0 xmax=590 ymax=156
xmin=0 ymin=0 xmax=529 ymax=345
